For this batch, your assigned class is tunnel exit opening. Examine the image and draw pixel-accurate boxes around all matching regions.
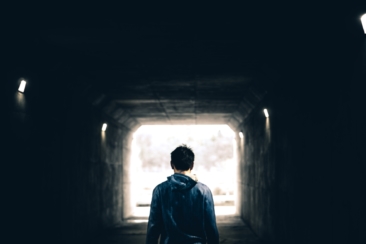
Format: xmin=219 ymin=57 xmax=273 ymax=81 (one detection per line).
xmin=126 ymin=125 xmax=238 ymax=219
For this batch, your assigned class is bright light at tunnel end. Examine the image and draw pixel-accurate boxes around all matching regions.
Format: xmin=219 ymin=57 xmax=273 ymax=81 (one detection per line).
xmin=361 ymin=14 xmax=366 ymax=34
xmin=18 ymin=80 xmax=26 ymax=93
xmin=263 ymin=108 xmax=269 ymax=118
xmin=102 ymin=123 xmax=108 ymax=132
xmin=130 ymin=124 xmax=238 ymax=217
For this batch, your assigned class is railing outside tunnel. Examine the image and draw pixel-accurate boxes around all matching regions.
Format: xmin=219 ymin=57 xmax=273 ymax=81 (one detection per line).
xmin=127 ymin=125 xmax=238 ymax=219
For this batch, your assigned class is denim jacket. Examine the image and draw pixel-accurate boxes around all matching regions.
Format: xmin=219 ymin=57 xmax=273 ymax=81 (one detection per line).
xmin=146 ymin=173 xmax=219 ymax=244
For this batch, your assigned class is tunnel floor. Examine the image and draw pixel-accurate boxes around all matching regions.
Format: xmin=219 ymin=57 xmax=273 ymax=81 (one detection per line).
xmin=91 ymin=215 xmax=266 ymax=244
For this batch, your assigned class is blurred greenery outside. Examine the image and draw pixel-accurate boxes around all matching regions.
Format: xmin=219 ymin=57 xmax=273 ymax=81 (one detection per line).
xmin=130 ymin=125 xmax=237 ymax=207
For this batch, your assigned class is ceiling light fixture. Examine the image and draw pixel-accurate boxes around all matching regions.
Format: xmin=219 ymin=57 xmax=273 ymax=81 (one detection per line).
xmin=239 ymin=132 xmax=244 ymax=139
xmin=102 ymin=123 xmax=108 ymax=132
xmin=18 ymin=80 xmax=27 ymax=93
xmin=361 ymin=14 xmax=366 ymax=34
xmin=263 ymin=109 xmax=269 ymax=118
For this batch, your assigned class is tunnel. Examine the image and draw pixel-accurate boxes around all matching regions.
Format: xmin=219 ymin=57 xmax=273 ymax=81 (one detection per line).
xmin=4 ymin=3 xmax=366 ymax=244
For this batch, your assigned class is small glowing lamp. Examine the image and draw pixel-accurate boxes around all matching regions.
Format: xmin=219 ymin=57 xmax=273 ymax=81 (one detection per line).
xmin=18 ymin=80 xmax=27 ymax=93
xmin=263 ymin=108 xmax=269 ymax=118
xmin=239 ymin=132 xmax=244 ymax=139
xmin=361 ymin=14 xmax=366 ymax=34
xmin=102 ymin=123 xmax=108 ymax=132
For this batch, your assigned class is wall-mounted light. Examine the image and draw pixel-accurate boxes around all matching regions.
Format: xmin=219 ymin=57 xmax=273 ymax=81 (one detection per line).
xmin=18 ymin=80 xmax=27 ymax=93
xmin=239 ymin=132 xmax=244 ymax=139
xmin=361 ymin=14 xmax=366 ymax=34
xmin=102 ymin=123 xmax=108 ymax=132
xmin=263 ymin=108 xmax=269 ymax=118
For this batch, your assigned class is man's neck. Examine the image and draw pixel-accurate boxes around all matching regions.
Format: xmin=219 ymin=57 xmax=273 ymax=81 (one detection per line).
xmin=174 ymin=169 xmax=191 ymax=175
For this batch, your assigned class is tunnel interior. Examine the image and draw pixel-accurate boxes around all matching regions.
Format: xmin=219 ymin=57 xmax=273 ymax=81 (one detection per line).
xmin=4 ymin=4 xmax=366 ymax=244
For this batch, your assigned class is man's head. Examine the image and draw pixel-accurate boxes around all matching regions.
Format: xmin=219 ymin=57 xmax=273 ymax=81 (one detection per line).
xmin=170 ymin=144 xmax=195 ymax=171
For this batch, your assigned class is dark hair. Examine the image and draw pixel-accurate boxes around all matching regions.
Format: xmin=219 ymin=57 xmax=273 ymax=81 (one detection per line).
xmin=171 ymin=144 xmax=195 ymax=171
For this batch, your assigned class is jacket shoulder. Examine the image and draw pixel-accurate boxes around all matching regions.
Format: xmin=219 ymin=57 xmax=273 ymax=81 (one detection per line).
xmin=193 ymin=182 xmax=213 ymax=196
xmin=154 ymin=180 xmax=169 ymax=190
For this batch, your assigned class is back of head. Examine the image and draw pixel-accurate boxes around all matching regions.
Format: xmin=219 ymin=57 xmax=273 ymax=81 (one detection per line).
xmin=171 ymin=144 xmax=195 ymax=171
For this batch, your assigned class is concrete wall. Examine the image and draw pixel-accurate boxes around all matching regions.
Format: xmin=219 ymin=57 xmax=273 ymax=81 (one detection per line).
xmin=238 ymin=84 xmax=366 ymax=244
xmin=237 ymin=26 xmax=366 ymax=244
xmin=4 ymin=68 xmax=132 ymax=243
xmin=3 ymin=30 xmax=138 ymax=243
xmin=101 ymin=123 xmax=135 ymax=224
xmin=237 ymin=99 xmax=276 ymax=241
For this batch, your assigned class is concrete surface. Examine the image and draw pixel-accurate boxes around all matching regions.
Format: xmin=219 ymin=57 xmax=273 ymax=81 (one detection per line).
xmin=91 ymin=215 xmax=267 ymax=244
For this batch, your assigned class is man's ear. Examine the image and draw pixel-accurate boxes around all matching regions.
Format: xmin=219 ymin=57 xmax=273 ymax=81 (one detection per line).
xmin=171 ymin=162 xmax=174 ymax=169
xmin=190 ymin=162 xmax=194 ymax=170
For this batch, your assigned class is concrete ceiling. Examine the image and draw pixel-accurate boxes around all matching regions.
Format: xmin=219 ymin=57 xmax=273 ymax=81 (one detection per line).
xmin=37 ymin=22 xmax=273 ymax=130
xmin=6 ymin=3 xmax=365 ymax=131
xmin=33 ymin=4 xmax=349 ymax=129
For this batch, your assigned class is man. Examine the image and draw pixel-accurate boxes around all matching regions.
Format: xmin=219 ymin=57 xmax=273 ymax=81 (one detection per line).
xmin=146 ymin=145 xmax=219 ymax=244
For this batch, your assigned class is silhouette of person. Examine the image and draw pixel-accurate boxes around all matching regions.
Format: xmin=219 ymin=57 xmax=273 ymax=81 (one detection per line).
xmin=146 ymin=144 xmax=219 ymax=244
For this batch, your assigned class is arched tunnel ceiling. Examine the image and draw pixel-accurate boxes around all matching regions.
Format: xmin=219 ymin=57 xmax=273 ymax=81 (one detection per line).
xmin=102 ymin=75 xmax=265 ymax=126
xmin=39 ymin=23 xmax=272 ymax=130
